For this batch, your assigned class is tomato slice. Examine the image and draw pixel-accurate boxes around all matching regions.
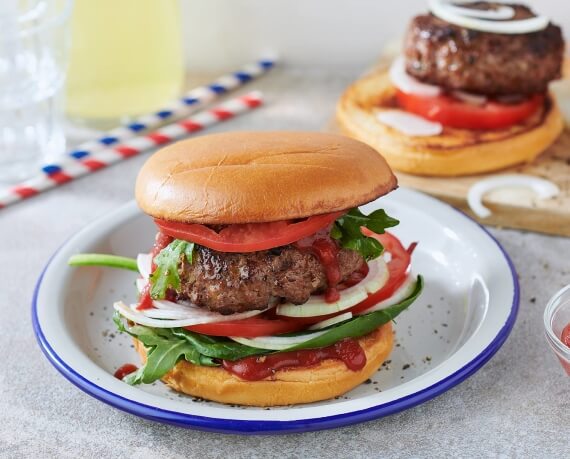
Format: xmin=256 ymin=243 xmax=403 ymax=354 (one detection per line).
xmin=185 ymin=317 xmax=308 ymax=338
xmin=396 ymin=89 xmax=544 ymax=130
xmin=155 ymin=211 xmax=344 ymax=253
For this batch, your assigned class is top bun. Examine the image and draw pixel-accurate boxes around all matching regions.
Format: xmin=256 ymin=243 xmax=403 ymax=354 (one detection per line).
xmin=135 ymin=131 xmax=397 ymax=224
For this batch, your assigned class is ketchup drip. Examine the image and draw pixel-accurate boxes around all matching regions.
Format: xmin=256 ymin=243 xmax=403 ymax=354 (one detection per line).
xmin=222 ymin=338 xmax=366 ymax=381
xmin=295 ymin=229 xmax=342 ymax=303
xmin=114 ymin=363 xmax=138 ymax=380
xmin=137 ymin=232 xmax=173 ymax=310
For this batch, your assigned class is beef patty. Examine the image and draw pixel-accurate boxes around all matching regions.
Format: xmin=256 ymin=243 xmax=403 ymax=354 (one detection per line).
xmin=177 ymin=243 xmax=364 ymax=314
xmin=403 ymin=3 xmax=564 ymax=96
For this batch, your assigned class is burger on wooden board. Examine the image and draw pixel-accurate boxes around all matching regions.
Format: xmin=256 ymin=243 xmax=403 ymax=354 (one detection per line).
xmin=69 ymin=131 xmax=423 ymax=406
xmin=337 ymin=1 xmax=565 ymax=176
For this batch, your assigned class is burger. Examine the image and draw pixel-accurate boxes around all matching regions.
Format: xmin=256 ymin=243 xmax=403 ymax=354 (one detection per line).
xmin=72 ymin=131 xmax=423 ymax=406
xmin=336 ymin=1 xmax=565 ymax=176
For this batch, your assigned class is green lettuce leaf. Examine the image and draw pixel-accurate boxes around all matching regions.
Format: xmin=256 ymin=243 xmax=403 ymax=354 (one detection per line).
xmin=331 ymin=208 xmax=399 ymax=260
xmin=150 ymin=239 xmax=195 ymax=299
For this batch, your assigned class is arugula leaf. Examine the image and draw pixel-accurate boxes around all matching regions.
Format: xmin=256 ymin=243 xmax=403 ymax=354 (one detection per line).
xmin=331 ymin=208 xmax=399 ymax=260
xmin=113 ymin=312 xmax=218 ymax=384
xmin=171 ymin=329 xmax=268 ymax=361
xmin=149 ymin=239 xmax=195 ymax=299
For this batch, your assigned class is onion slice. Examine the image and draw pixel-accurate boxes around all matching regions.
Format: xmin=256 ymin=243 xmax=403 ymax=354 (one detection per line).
xmin=355 ymin=276 xmax=417 ymax=315
xmin=137 ymin=253 xmax=152 ymax=279
xmin=467 ymin=174 xmax=559 ymax=219
xmin=389 ymin=56 xmax=441 ymax=97
xmin=113 ymin=300 xmax=268 ymax=328
xmin=308 ymin=312 xmax=353 ymax=330
xmin=135 ymin=278 xmax=147 ymax=293
xmin=452 ymin=90 xmax=487 ymax=106
xmin=443 ymin=2 xmax=514 ymax=20
xmin=428 ymin=0 xmax=549 ymax=34
xmin=230 ymin=331 xmax=327 ymax=351
xmin=377 ymin=110 xmax=443 ymax=137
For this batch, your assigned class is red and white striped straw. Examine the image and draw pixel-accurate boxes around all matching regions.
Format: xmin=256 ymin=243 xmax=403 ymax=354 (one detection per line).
xmin=0 ymin=91 xmax=263 ymax=209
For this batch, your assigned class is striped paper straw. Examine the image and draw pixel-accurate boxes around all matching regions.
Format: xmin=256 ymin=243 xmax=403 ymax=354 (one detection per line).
xmin=0 ymin=92 xmax=263 ymax=209
xmin=63 ymin=58 xmax=275 ymax=161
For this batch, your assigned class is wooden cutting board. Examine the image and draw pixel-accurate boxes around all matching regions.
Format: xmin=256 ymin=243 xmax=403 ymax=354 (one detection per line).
xmin=395 ymin=131 xmax=570 ymax=237
xmin=328 ymin=52 xmax=570 ymax=237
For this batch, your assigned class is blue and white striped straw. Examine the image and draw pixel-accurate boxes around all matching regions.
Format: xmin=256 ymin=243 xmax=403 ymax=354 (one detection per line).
xmin=51 ymin=58 xmax=276 ymax=166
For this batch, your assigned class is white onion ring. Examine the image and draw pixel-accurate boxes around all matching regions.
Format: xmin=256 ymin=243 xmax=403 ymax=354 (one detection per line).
xmin=452 ymin=90 xmax=487 ymax=106
xmin=429 ymin=0 xmax=549 ymax=34
xmin=389 ymin=56 xmax=441 ymax=97
xmin=443 ymin=1 xmax=514 ymax=20
xmin=136 ymin=253 xmax=152 ymax=280
xmin=114 ymin=300 xmax=269 ymax=328
xmin=377 ymin=110 xmax=443 ymax=137
xmin=308 ymin=312 xmax=353 ymax=330
xmin=467 ymin=174 xmax=560 ymax=218
xmin=141 ymin=308 xmax=196 ymax=320
xmin=230 ymin=331 xmax=328 ymax=351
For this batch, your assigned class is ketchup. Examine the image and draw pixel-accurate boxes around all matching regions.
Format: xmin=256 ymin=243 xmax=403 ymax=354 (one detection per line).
xmin=295 ymin=229 xmax=342 ymax=303
xmin=222 ymin=338 xmax=366 ymax=381
xmin=136 ymin=232 xmax=173 ymax=310
xmin=114 ymin=363 xmax=138 ymax=380
xmin=558 ymin=323 xmax=570 ymax=376
xmin=561 ymin=323 xmax=570 ymax=348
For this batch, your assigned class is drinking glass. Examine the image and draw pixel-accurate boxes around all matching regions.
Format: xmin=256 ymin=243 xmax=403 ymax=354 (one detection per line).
xmin=0 ymin=0 xmax=72 ymax=183
xmin=65 ymin=0 xmax=185 ymax=129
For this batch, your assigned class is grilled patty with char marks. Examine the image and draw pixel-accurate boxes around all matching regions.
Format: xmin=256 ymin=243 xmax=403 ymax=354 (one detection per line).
xmin=177 ymin=242 xmax=364 ymax=314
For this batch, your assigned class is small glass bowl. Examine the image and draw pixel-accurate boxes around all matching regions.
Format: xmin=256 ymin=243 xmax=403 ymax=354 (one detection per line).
xmin=544 ymin=285 xmax=570 ymax=376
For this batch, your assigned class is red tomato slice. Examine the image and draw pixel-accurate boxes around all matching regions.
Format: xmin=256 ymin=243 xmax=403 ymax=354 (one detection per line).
xmin=396 ymin=89 xmax=544 ymax=130
xmin=185 ymin=317 xmax=308 ymax=338
xmin=155 ymin=211 xmax=344 ymax=253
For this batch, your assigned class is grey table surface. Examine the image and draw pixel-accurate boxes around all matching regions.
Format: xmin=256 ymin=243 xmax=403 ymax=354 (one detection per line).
xmin=1 ymin=69 xmax=568 ymax=458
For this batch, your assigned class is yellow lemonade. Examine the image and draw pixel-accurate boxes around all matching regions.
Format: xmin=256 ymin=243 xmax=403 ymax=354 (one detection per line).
xmin=66 ymin=0 xmax=184 ymax=123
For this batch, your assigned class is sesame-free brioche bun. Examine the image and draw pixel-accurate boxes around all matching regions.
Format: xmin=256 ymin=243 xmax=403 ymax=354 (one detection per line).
xmin=135 ymin=131 xmax=397 ymax=224
xmin=336 ymin=70 xmax=564 ymax=177
xmin=134 ymin=323 xmax=393 ymax=407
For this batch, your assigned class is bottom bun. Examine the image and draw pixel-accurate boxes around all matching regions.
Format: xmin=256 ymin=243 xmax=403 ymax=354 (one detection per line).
xmin=336 ymin=70 xmax=564 ymax=176
xmin=134 ymin=323 xmax=394 ymax=407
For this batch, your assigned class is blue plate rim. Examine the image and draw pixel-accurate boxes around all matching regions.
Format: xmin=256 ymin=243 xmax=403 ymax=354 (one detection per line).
xmin=31 ymin=196 xmax=520 ymax=435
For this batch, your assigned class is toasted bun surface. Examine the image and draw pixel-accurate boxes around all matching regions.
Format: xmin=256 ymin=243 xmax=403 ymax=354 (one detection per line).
xmin=134 ymin=323 xmax=393 ymax=407
xmin=135 ymin=131 xmax=397 ymax=224
xmin=336 ymin=70 xmax=564 ymax=177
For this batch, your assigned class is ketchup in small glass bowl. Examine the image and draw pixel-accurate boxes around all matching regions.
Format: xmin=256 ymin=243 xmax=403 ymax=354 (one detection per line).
xmin=544 ymin=285 xmax=570 ymax=376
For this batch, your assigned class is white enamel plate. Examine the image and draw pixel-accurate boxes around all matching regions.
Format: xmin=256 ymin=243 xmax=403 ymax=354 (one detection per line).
xmin=33 ymin=188 xmax=519 ymax=434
